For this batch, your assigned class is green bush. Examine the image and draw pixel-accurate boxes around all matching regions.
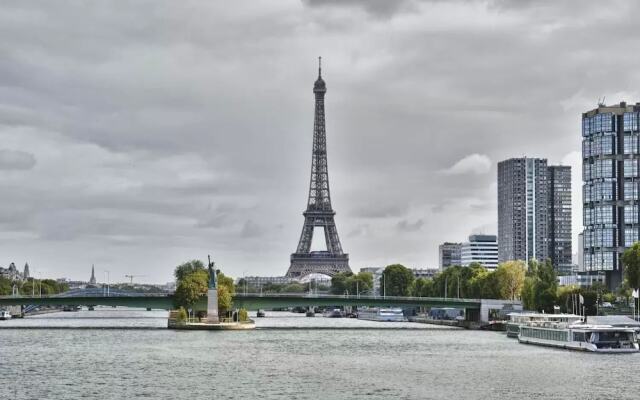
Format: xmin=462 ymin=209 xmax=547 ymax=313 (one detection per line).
xmin=176 ymin=307 xmax=188 ymax=323
xmin=238 ymin=308 xmax=249 ymax=322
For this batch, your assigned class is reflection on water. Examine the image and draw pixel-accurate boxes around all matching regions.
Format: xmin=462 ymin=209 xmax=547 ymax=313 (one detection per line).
xmin=1 ymin=309 xmax=640 ymax=400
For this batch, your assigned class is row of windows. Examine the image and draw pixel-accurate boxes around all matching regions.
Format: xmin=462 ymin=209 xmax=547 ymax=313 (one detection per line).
xmin=584 ymin=251 xmax=615 ymax=271
xmin=583 ymin=228 xmax=616 ymax=248
xmin=584 ymin=205 xmax=615 ymax=225
xmin=624 ymin=112 xmax=640 ymax=132
xmin=583 ymin=113 xmax=615 ymax=136
xmin=520 ymin=328 xmax=568 ymax=342
xmin=583 ymin=159 xmax=615 ymax=180
xmin=584 ymin=181 xmax=615 ymax=202
xmin=582 ymin=135 xmax=614 ymax=157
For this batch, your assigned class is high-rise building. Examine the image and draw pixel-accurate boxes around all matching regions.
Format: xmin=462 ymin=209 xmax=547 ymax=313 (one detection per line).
xmin=460 ymin=234 xmax=499 ymax=270
xmin=582 ymin=102 xmax=640 ymax=289
xmin=548 ymin=166 xmax=572 ymax=275
xmin=23 ymin=263 xmax=30 ymax=280
xmin=438 ymin=242 xmax=462 ymax=269
xmin=498 ymin=157 xmax=549 ymax=263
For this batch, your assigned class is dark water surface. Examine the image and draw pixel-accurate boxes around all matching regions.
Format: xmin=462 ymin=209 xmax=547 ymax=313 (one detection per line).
xmin=1 ymin=309 xmax=639 ymax=399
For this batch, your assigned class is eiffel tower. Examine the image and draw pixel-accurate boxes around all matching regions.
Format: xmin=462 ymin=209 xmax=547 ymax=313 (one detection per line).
xmin=286 ymin=58 xmax=351 ymax=278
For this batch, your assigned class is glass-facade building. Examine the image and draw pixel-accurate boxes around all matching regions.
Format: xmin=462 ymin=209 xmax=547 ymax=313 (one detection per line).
xmin=582 ymin=102 xmax=640 ymax=289
xmin=498 ymin=158 xmax=549 ymax=263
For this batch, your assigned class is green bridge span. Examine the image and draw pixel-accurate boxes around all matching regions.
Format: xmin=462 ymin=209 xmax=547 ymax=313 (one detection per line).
xmin=0 ymin=294 xmax=481 ymax=312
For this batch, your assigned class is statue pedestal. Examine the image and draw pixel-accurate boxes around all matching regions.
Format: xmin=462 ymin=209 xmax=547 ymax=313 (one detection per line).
xmin=206 ymin=288 xmax=219 ymax=323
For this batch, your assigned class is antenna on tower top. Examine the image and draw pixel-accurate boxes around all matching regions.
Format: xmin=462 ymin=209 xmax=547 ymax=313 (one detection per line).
xmin=318 ymin=56 xmax=322 ymax=77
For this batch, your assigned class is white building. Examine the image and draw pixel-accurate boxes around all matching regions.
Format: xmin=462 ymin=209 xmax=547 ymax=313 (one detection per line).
xmin=460 ymin=234 xmax=499 ymax=270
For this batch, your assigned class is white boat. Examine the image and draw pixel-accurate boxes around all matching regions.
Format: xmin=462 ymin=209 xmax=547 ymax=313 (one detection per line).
xmin=0 ymin=310 xmax=12 ymax=320
xmin=518 ymin=320 xmax=639 ymax=353
xmin=357 ymin=308 xmax=405 ymax=322
xmin=506 ymin=313 xmax=582 ymax=338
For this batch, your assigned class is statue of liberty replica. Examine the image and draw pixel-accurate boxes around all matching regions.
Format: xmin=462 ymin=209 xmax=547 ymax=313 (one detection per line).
xmin=206 ymin=255 xmax=219 ymax=323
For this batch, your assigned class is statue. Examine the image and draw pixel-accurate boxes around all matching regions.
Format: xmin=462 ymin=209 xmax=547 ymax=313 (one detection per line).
xmin=208 ymin=255 xmax=217 ymax=289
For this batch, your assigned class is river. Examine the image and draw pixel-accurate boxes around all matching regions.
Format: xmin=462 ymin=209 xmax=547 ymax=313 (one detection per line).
xmin=1 ymin=308 xmax=639 ymax=399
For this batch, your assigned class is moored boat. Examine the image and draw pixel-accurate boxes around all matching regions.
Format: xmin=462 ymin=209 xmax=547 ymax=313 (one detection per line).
xmin=0 ymin=310 xmax=12 ymax=320
xmin=506 ymin=313 xmax=582 ymax=338
xmin=518 ymin=321 xmax=639 ymax=353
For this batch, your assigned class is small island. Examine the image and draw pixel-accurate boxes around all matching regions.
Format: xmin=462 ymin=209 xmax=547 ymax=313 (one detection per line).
xmin=167 ymin=257 xmax=255 ymax=330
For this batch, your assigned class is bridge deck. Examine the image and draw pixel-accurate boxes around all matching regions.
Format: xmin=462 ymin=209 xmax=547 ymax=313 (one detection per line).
xmin=0 ymin=293 xmax=481 ymax=311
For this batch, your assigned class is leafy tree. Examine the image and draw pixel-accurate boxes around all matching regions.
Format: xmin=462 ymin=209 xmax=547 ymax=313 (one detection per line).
xmin=495 ymin=260 xmax=526 ymax=300
xmin=382 ymin=264 xmax=414 ymax=297
xmin=411 ymin=277 xmax=435 ymax=297
xmin=622 ymin=242 xmax=640 ymax=290
xmin=174 ymin=260 xmax=206 ymax=282
xmin=238 ymin=308 xmax=249 ymax=322
xmin=330 ymin=272 xmax=353 ymax=294
xmin=281 ymin=283 xmax=305 ymax=293
xmin=0 ymin=276 xmax=12 ymax=296
xmin=534 ymin=260 xmax=558 ymax=313
xmin=217 ymin=285 xmax=233 ymax=314
xmin=174 ymin=270 xmax=208 ymax=309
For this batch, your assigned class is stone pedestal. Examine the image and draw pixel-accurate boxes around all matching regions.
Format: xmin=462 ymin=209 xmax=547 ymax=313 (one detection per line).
xmin=206 ymin=288 xmax=219 ymax=323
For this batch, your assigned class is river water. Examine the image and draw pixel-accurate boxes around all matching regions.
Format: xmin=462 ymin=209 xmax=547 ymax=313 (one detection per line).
xmin=1 ymin=308 xmax=639 ymax=399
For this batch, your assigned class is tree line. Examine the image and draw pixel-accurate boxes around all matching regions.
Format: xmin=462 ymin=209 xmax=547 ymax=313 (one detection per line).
xmin=0 ymin=276 xmax=69 ymax=296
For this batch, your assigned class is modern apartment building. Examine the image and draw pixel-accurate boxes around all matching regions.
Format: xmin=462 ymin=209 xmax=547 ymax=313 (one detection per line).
xmin=548 ymin=166 xmax=573 ymax=275
xmin=438 ymin=242 xmax=462 ymax=269
xmin=582 ymin=101 xmax=640 ymax=289
xmin=498 ymin=157 xmax=572 ymax=273
xmin=460 ymin=234 xmax=499 ymax=270
xmin=498 ymin=157 xmax=549 ymax=263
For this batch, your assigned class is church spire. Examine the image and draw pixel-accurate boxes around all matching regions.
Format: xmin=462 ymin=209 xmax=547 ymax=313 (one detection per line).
xmin=89 ymin=264 xmax=96 ymax=285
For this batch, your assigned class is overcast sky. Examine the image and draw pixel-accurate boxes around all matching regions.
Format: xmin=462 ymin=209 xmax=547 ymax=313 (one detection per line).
xmin=1 ymin=1 xmax=639 ymax=283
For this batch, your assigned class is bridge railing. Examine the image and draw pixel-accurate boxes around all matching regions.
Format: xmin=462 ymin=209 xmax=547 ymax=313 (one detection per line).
xmin=233 ymin=293 xmax=481 ymax=303
xmin=0 ymin=293 xmax=171 ymax=299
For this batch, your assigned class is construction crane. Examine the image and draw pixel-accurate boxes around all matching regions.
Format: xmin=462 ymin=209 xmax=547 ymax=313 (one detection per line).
xmin=124 ymin=274 xmax=146 ymax=284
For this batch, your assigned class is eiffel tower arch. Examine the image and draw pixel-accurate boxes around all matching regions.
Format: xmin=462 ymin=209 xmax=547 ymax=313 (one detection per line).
xmin=286 ymin=58 xmax=351 ymax=279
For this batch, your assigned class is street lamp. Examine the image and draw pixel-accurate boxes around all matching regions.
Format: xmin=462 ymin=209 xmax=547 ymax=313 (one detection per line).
xmin=103 ymin=270 xmax=110 ymax=297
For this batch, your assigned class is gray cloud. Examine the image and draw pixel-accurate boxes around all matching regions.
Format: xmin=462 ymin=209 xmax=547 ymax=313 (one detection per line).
xmin=396 ymin=219 xmax=424 ymax=233
xmin=0 ymin=149 xmax=36 ymax=170
xmin=0 ymin=1 xmax=635 ymax=280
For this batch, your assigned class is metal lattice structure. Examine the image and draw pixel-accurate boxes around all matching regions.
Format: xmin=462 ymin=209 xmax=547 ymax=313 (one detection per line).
xmin=286 ymin=58 xmax=351 ymax=278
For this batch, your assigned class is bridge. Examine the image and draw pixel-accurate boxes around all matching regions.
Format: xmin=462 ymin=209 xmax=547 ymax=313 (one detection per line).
xmin=0 ymin=293 xmax=519 ymax=322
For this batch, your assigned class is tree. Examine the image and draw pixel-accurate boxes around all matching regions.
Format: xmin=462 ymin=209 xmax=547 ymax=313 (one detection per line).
xmin=535 ymin=260 xmax=558 ymax=313
xmin=174 ymin=270 xmax=208 ymax=310
xmin=217 ymin=285 xmax=233 ymax=314
xmin=411 ymin=277 xmax=435 ymax=297
xmin=174 ymin=260 xmax=206 ymax=282
xmin=330 ymin=272 xmax=353 ymax=294
xmin=622 ymin=242 xmax=640 ymax=290
xmin=495 ymin=260 xmax=526 ymax=300
xmin=382 ymin=264 xmax=414 ymax=297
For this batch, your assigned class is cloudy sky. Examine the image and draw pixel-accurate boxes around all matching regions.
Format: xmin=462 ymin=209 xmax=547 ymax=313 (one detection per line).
xmin=1 ymin=0 xmax=639 ymax=283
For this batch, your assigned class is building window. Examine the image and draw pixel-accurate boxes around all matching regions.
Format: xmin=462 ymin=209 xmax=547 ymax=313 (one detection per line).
xmin=625 ymin=228 xmax=639 ymax=247
xmin=624 ymin=181 xmax=639 ymax=201
xmin=595 ymin=206 xmax=614 ymax=225
xmin=624 ymin=112 xmax=639 ymax=132
xmin=624 ymin=159 xmax=638 ymax=178
xmin=624 ymin=205 xmax=638 ymax=224
xmin=625 ymin=135 xmax=639 ymax=154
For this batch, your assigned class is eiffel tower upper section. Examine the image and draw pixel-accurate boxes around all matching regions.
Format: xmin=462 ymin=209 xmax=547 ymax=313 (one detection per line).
xmin=286 ymin=58 xmax=350 ymax=278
